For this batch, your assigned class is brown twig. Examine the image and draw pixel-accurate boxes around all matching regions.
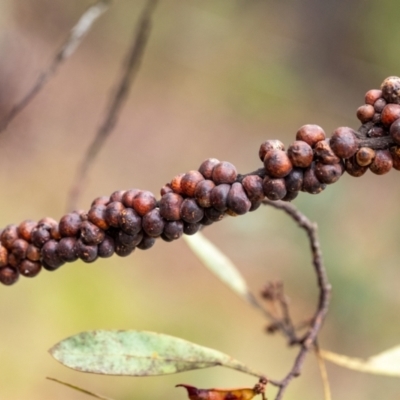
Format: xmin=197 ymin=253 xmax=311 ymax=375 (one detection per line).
xmin=261 ymin=200 xmax=332 ymax=399
xmin=0 ymin=0 xmax=110 ymax=133
xmin=66 ymin=0 xmax=158 ymax=212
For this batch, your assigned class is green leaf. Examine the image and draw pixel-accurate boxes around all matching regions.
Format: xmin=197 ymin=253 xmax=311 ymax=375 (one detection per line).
xmin=183 ymin=232 xmax=254 ymax=304
xmin=47 ymin=377 xmax=115 ymax=400
xmin=320 ymin=346 xmax=400 ymax=377
xmin=50 ymin=330 xmax=264 ymax=378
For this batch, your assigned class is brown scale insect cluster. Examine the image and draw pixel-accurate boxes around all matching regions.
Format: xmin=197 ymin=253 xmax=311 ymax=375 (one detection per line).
xmin=1 ymin=76 xmax=400 ymax=287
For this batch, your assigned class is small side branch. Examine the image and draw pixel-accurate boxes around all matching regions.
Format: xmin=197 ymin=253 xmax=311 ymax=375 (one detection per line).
xmin=262 ymin=200 xmax=332 ymax=399
xmin=0 ymin=0 xmax=110 ymax=133
xmin=66 ymin=0 xmax=158 ymax=212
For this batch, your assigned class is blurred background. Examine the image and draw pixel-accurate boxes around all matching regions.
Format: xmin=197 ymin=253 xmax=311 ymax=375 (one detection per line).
xmin=0 ymin=0 xmax=399 ymax=399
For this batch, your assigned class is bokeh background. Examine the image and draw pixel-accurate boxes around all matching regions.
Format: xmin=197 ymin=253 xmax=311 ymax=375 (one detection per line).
xmin=0 ymin=1 xmax=399 ymax=399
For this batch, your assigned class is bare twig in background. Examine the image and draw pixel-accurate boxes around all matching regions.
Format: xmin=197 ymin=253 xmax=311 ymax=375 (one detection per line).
xmin=261 ymin=200 xmax=332 ymax=399
xmin=66 ymin=0 xmax=158 ymax=212
xmin=0 ymin=0 xmax=110 ymax=133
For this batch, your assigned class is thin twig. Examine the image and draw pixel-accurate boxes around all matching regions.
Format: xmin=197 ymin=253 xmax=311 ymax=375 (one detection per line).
xmin=261 ymin=200 xmax=332 ymax=399
xmin=47 ymin=377 xmax=115 ymax=400
xmin=66 ymin=0 xmax=158 ymax=211
xmin=0 ymin=0 xmax=110 ymax=133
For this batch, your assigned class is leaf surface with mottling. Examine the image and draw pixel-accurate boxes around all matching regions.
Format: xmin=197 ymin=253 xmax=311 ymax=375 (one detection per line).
xmin=50 ymin=330 xmax=263 ymax=377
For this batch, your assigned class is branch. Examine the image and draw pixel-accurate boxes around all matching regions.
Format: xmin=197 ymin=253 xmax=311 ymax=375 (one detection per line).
xmin=66 ymin=0 xmax=158 ymax=212
xmin=261 ymin=200 xmax=332 ymax=399
xmin=0 ymin=0 xmax=110 ymax=133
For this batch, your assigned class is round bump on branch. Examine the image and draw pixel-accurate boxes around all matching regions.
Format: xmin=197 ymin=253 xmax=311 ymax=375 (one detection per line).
xmin=137 ymin=234 xmax=156 ymax=250
xmin=287 ymin=140 xmax=313 ymax=168
xmin=180 ymin=198 xmax=204 ymax=223
xmin=118 ymin=208 xmax=142 ymax=235
xmin=0 ymin=245 xmax=8 ymax=267
xmin=132 ymin=191 xmax=157 ymax=216
xmin=142 ymin=208 xmax=165 ymax=237
xmin=345 ymin=156 xmax=368 ymax=177
xmin=369 ymin=150 xmax=393 ymax=175
xmin=98 ymin=235 xmax=115 ymax=258
xmin=263 ymin=177 xmax=287 ymax=201
xmin=159 ymin=193 xmax=184 ymax=221
xmin=389 ymin=118 xmax=400 ymax=145
xmin=374 ymin=98 xmax=386 ymax=113
xmin=42 ymin=240 xmax=65 ymax=270
xmin=160 ymin=184 xmax=173 ymax=196
xmin=57 ymin=237 xmax=79 ymax=262
xmin=295 ymin=124 xmax=326 ymax=147
xmin=390 ymin=146 xmax=400 ymax=170
xmin=26 ymin=244 xmax=41 ymax=262
xmin=226 ymin=182 xmax=251 ymax=215
xmin=356 ymin=104 xmax=375 ymax=123
xmin=163 ymin=220 xmax=184 ymax=241
xmin=204 ymin=207 xmax=225 ymax=222
xmin=194 ymin=180 xmax=215 ymax=208
xmin=18 ymin=220 xmax=37 ymax=242
xmin=330 ymin=127 xmax=359 ymax=159
xmin=315 ymin=162 xmax=344 ymax=185
xmin=114 ymin=241 xmax=135 ymax=257
xmin=183 ymin=222 xmax=201 ymax=236
xmin=170 ymin=173 xmax=185 ymax=194
xmin=88 ymin=205 xmax=109 ymax=230
xmin=91 ymin=196 xmax=110 ymax=207
xmin=80 ymin=221 xmax=105 ymax=245
xmin=282 ymin=190 xmax=299 ymax=202
xmin=198 ymin=158 xmax=220 ymax=180
xmin=284 ymin=168 xmax=304 ymax=193
xmin=302 ymin=163 xmax=326 ymax=194
xmin=180 ymin=171 xmax=205 ymax=197
xmin=356 ymin=147 xmax=375 ymax=167
xmin=10 ymin=239 xmax=28 ymax=262
xmin=259 ymin=140 xmax=285 ymax=162
xmin=263 ymin=149 xmax=293 ymax=178
xmin=381 ymin=104 xmax=400 ymax=127
xmin=365 ymin=89 xmax=382 ymax=105
xmin=242 ymin=175 xmax=265 ymax=206
xmin=18 ymin=259 xmax=41 ymax=278
xmin=0 ymin=266 xmax=19 ymax=286
xmin=211 ymin=162 xmax=237 ymax=185
xmin=75 ymin=239 xmax=98 ymax=263
xmin=210 ymin=184 xmax=231 ymax=211
xmin=381 ymin=76 xmax=400 ymax=104
xmin=314 ymin=139 xmax=341 ymax=165
xmin=59 ymin=212 xmax=82 ymax=237
xmin=121 ymin=189 xmax=141 ymax=208
xmin=31 ymin=224 xmax=51 ymax=248
xmin=117 ymin=230 xmax=143 ymax=247
xmin=1 ymin=225 xmax=19 ymax=250
xmin=110 ymin=190 xmax=126 ymax=203
xmin=105 ymin=201 xmax=125 ymax=228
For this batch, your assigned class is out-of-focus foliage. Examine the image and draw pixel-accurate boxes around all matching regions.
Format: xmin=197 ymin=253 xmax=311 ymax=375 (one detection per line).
xmin=0 ymin=1 xmax=400 ymax=399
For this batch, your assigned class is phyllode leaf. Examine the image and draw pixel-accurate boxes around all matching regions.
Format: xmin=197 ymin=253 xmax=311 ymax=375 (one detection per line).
xmin=50 ymin=330 xmax=264 ymax=377
xmin=320 ymin=346 xmax=400 ymax=377
xmin=183 ymin=233 xmax=254 ymax=305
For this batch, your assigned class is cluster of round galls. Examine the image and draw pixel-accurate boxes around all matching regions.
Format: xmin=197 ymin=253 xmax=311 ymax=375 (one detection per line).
xmin=1 ymin=76 xmax=399 ymax=287
xmin=0 ymin=191 xmax=160 ymax=286
xmin=0 ymin=159 xmax=267 ymax=286
xmin=259 ymin=124 xmax=346 ymax=201
xmin=351 ymin=75 xmax=400 ymax=175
